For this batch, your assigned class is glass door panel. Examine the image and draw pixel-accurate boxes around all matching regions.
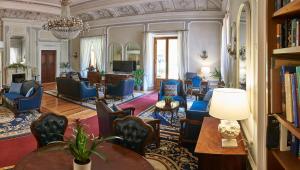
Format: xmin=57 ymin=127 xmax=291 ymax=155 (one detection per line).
xmin=168 ymin=39 xmax=178 ymax=79
xmin=156 ymin=39 xmax=167 ymax=79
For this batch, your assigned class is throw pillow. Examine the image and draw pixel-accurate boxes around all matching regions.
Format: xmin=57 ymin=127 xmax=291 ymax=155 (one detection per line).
xmin=9 ymin=83 xmax=23 ymax=94
xmin=72 ymin=74 xmax=80 ymax=81
xmin=164 ymin=85 xmax=178 ymax=96
xmin=25 ymin=87 xmax=35 ymax=97
xmin=203 ymin=89 xmax=213 ymax=102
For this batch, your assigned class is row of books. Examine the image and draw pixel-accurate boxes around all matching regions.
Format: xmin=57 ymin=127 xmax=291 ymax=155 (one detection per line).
xmin=275 ymin=0 xmax=293 ymax=11
xmin=279 ymin=66 xmax=300 ymax=158
xmin=276 ymin=19 xmax=300 ymax=48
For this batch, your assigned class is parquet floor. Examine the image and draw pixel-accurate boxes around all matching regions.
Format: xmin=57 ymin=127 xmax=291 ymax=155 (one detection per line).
xmin=41 ymin=83 xmax=97 ymax=123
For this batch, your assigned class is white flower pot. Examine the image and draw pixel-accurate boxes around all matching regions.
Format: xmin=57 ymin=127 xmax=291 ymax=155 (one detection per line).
xmin=73 ymin=159 xmax=91 ymax=170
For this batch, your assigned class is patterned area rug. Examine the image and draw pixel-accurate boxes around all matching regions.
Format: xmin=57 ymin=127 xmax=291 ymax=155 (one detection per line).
xmin=146 ymin=140 xmax=198 ymax=170
xmin=44 ymin=90 xmax=146 ymax=109
xmin=0 ymin=107 xmax=41 ymax=139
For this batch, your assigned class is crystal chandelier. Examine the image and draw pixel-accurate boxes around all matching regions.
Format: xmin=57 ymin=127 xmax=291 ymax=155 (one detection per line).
xmin=43 ymin=0 xmax=89 ymax=40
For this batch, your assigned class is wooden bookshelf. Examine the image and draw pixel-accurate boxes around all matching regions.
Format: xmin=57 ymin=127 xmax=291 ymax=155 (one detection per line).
xmin=273 ymin=114 xmax=300 ymax=139
xmin=271 ymin=149 xmax=300 ymax=170
xmin=267 ymin=0 xmax=300 ymax=169
xmin=273 ymin=47 xmax=300 ymax=55
xmin=273 ymin=0 xmax=300 ymax=18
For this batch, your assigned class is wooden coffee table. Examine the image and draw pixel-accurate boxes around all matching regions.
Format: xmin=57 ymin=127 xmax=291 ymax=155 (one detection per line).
xmin=154 ymin=100 xmax=180 ymax=126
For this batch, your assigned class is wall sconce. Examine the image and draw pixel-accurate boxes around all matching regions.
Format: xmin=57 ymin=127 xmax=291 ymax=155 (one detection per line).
xmin=200 ymin=50 xmax=208 ymax=60
xmin=73 ymin=52 xmax=78 ymax=58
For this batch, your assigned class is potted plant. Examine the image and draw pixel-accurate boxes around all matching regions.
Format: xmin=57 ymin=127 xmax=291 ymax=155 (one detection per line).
xmin=7 ymin=63 xmax=27 ymax=72
xmin=164 ymin=96 xmax=173 ymax=108
xmin=50 ymin=120 xmax=119 ymax=170
xmin=132 ymin=69 xmax=144 ymax=91
xmin=210 ymin=68 xmax=225 ymax=88
xmin=60 ymin=62 xmax=70 ymax=73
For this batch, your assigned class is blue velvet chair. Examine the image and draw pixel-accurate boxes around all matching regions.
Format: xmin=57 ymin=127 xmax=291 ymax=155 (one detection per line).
xmin=188 ymin=76 xmax=202 ymax=95
xmin=56 ymin=77 xmax=97 ymax=101
xmin=3 ymin=81 xmax=43 ymax=113
xmin=158 ymin=79 xmax=187 ymax=110
xmin=106 ymin=79 xmax=135 ymax=100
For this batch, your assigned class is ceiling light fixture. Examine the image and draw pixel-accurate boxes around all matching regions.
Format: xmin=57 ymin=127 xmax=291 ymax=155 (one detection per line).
xmin=42 ymin=0 xmax=89 ymax=40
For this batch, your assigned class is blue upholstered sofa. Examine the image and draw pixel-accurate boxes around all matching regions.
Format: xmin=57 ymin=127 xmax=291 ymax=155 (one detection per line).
xmin=3 ymin=80 xmax=43 ymax=113
xmin=106 ymin=79 xmax=135 ymax=99
xmin=56 ymin=77 xmax=97 ymax=101
xmin=158 ymin=79 xmax=187 ymax=110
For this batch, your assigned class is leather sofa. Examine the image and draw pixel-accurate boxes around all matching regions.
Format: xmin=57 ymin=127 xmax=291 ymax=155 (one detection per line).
xmin=3 ymin=80 xmax=43 ymax=113
xmin=56 ymin=77 xmax=97 ymax=101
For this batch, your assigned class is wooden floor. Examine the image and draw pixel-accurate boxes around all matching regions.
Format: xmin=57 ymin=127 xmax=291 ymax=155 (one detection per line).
xmin=41 ymin=83 xmax=96 ymax=123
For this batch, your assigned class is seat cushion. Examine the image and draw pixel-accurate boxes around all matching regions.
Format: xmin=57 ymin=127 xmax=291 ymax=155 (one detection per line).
xmin=189 ymin=101 xmax=209 ymax=111
xmin=203 ymin=89 xmax=213 ymax=102
xmin=4 ymin=93 xmax=24 ymax=101
xmin=164 ymin=85 xmax=178 ymax=96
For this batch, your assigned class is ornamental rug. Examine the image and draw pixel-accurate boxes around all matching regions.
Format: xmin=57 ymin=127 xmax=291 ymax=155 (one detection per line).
xmin=0 ymin=107 xmax=41 ymax=140
xmin=44 ymin=89 xmax=146 ymax=110
xmin=146 ymin=140 xmax=198 ymax=170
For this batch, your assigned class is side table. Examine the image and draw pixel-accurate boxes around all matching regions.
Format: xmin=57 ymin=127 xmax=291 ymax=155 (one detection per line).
xmin=195 ymin=117 xmax=247 ymax=170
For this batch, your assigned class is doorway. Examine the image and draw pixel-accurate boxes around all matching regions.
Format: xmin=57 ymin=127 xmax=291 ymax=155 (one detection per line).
xmin=154 ymin=37 xmax=178 ymax=89
xmin=41 ymin=50 xmax=56 ymax=83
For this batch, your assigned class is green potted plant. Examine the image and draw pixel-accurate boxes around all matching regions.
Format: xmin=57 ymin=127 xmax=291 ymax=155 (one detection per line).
xmin=164 ymin=96 xmax=173 ymax=108
xmin=50 ymin=120 xmax=119 ymax=170
xmin=210 ymin=68 xmax=225 ymax=87
xmin=132 ymin=69 xmax=144 ymax=91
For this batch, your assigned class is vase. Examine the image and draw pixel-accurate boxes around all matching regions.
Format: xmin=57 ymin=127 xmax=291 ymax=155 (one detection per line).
xmin=73 ymin=159 xmax=91 ymax=170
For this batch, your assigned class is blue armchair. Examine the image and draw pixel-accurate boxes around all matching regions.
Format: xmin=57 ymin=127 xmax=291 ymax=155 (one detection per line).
xmin=3 ymin=81 xmax=43 ymax=113
xmin=187 ymin=76 xmax=202 ymax=95
xmin=158 ymin=79 xmax=187 ymax=110
xmin=56 ymin=77 xmax=97 ymax=101
xmin=106 ymin=79 xmax=135 ymax=100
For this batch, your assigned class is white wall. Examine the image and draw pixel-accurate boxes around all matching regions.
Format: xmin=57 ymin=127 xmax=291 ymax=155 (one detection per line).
xmin=188 ymin=21 xmax=222 ymax=80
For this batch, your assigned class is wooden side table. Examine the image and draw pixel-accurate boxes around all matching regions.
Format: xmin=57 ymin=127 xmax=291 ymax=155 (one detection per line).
xmin=154 ymin=100 xmax=179 ymax=126
xmin=195 ymin=117 xmax=247 ymax=170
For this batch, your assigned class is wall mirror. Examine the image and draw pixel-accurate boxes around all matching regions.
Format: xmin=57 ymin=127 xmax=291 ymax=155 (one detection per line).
xmin=9 ymin=36 xmax=26 ymax=64
xmin=109 ymin=42 xmax=122 ymax=68
xmin=125 ymin=42 xmax=141 ymax=68
xmin=236 ymin=2 xmax=251 ymax=90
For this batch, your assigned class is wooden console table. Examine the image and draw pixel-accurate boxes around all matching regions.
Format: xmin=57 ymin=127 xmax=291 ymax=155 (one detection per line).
xmin=195 ymin=117 xmax=247 ymax=170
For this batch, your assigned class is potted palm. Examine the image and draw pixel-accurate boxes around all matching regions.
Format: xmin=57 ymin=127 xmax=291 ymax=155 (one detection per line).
xmin=210 ymin=68 xmax=225 ymax=88
xmin=164 ymin=96 xmax=173 ymax=108
xmin=50 ymin=120 xmax=119 ymax=170
xmin=132 ymin=69 xmax=144 ymax=91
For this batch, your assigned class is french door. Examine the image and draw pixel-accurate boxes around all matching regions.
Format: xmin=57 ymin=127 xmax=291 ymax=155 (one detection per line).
xmin=154 ymin=37 xmax=178 ymax=89
xmin=41 ymin=50 xmax=56 ymax=83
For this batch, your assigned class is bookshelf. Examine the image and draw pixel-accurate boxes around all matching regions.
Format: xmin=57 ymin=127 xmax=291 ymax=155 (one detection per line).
xmin=267 ymin=0 xmax=300 ymax=169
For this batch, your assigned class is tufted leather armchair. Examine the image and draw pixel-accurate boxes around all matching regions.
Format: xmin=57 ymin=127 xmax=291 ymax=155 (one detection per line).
xmin=113 ymin=116 xmax=154 ymax=156
xmin=30 ymin=113 xmax=68 ymax=148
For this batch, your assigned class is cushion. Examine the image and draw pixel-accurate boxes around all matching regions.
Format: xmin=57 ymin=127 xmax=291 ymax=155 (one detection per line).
xmin=72 ymin=74 xmax=80 ymax=81
xmin=21 ymin=81 xmax=35 ymax=96
xmin=164 ymin=85 xmax=178 ymax=96
xmin=25 ymin=87 xmax=35 ymax=97
xmin=203 ymin=89 xmax=213 ymax=101
xmin=9 ymin=83 xmax=22 ymax=94
xmin=189 ymin=101 xmax=209 ymax=111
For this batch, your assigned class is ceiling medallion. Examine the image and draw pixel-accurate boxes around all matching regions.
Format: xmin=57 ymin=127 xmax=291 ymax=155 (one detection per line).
xmin=42 ymin=0 xmax=89 ymax=40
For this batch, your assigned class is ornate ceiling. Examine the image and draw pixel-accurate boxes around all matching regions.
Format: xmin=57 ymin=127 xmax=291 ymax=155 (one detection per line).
xmin=0 ymin=0 xmax=223 ymax=21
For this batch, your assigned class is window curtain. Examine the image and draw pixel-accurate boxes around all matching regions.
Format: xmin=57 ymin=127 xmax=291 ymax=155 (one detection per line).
xmin=80 ymin=36 xmax=105 ymax=77
xmin=177 ymin=31 xmax=188 ymax=80
xmin=143 ymin=32 xmax=154 ymax=90
xmin=221 ymin=13 xmax=231 ymax=86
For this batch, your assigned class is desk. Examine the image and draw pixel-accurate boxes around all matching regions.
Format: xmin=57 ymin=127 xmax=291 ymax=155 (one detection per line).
xmin=195 ymin=117 xmax=247 ymax=170
xmin=15 ymin=143 xmax=154 ymax=170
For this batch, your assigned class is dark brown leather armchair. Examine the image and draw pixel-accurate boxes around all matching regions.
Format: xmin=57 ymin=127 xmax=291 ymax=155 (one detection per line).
xmin=30 ymin=113 xmax=68 ymax=148
xmin=113 ymin=116 xmax=154 ymax=156
xmin=96 ymin=99 xmax=134 ymax=137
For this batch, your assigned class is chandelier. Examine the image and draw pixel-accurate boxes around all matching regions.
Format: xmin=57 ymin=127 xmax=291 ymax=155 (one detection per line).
xmin=42 ymin=0 xmax=89 ymax=40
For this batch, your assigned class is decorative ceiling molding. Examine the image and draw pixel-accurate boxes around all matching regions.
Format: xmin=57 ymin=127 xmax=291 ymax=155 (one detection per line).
xmin=0 ymin=9 xmax=56 ymax=21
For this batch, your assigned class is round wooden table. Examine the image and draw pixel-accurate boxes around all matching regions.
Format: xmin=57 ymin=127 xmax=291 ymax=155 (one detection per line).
xmin=154 ymin=100 xmax=179 ymax=126
xmin=15 ymin=143 xmax=154 ymax=170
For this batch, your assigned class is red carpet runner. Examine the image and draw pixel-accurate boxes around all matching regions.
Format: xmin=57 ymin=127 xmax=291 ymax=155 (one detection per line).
xmin=0 ymin=91 xmax=157 ymax=168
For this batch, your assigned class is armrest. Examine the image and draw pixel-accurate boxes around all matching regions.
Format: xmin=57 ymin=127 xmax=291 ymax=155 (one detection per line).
xmin=122 ymin=107 xmax=135 ymax=115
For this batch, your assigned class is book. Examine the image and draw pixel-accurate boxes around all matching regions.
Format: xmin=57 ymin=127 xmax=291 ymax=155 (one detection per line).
xmin=291 ymin=74 xmax=299 ymax=127
xmin=284 ymin=73 xmax=293 ymax=122
xmin=291 ymin=19 xmax=297 ymax=47
xmin=275 ymin=0 xmax=282 ymax=11
xmin=280 ymin=124 xmax=291 ymax=151
xmin=281 ymin=66 xmax=296 ymax=115
xmin=296 ymin=67 xmax=300 ymax=127
xmin=290 ymin=135 xmax=299 ymax=156
xmin=276 ymin=24 xmax=282 ymax=48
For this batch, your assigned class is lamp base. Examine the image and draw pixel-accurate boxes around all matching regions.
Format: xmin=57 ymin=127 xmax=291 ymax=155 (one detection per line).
xmin=221 ymin=138 xmax=238 ymax=148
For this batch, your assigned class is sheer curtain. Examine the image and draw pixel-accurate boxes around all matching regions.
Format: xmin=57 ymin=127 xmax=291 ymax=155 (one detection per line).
xmin=143 ymin=32 xmax=154 ymax=90
xmin=221 ymin=13 xmax=231 ymax=86
xmin=177 ymin=31 xmax=188 ymax=80
xmin=80 ymin=36 xmax=105 ymax=77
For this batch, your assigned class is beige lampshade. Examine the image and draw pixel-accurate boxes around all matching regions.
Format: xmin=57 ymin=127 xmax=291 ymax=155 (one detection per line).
xmin=209 ymin=88 xmax=251 ymax=121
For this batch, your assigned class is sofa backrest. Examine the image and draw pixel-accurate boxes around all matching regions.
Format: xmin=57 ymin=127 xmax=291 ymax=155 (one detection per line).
xmin=56 ymin=77 xmax=81 ymax=99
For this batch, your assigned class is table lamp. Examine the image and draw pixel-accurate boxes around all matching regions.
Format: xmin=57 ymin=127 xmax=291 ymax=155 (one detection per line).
xmin=209 ymin=88 xmax=250 ymax=148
